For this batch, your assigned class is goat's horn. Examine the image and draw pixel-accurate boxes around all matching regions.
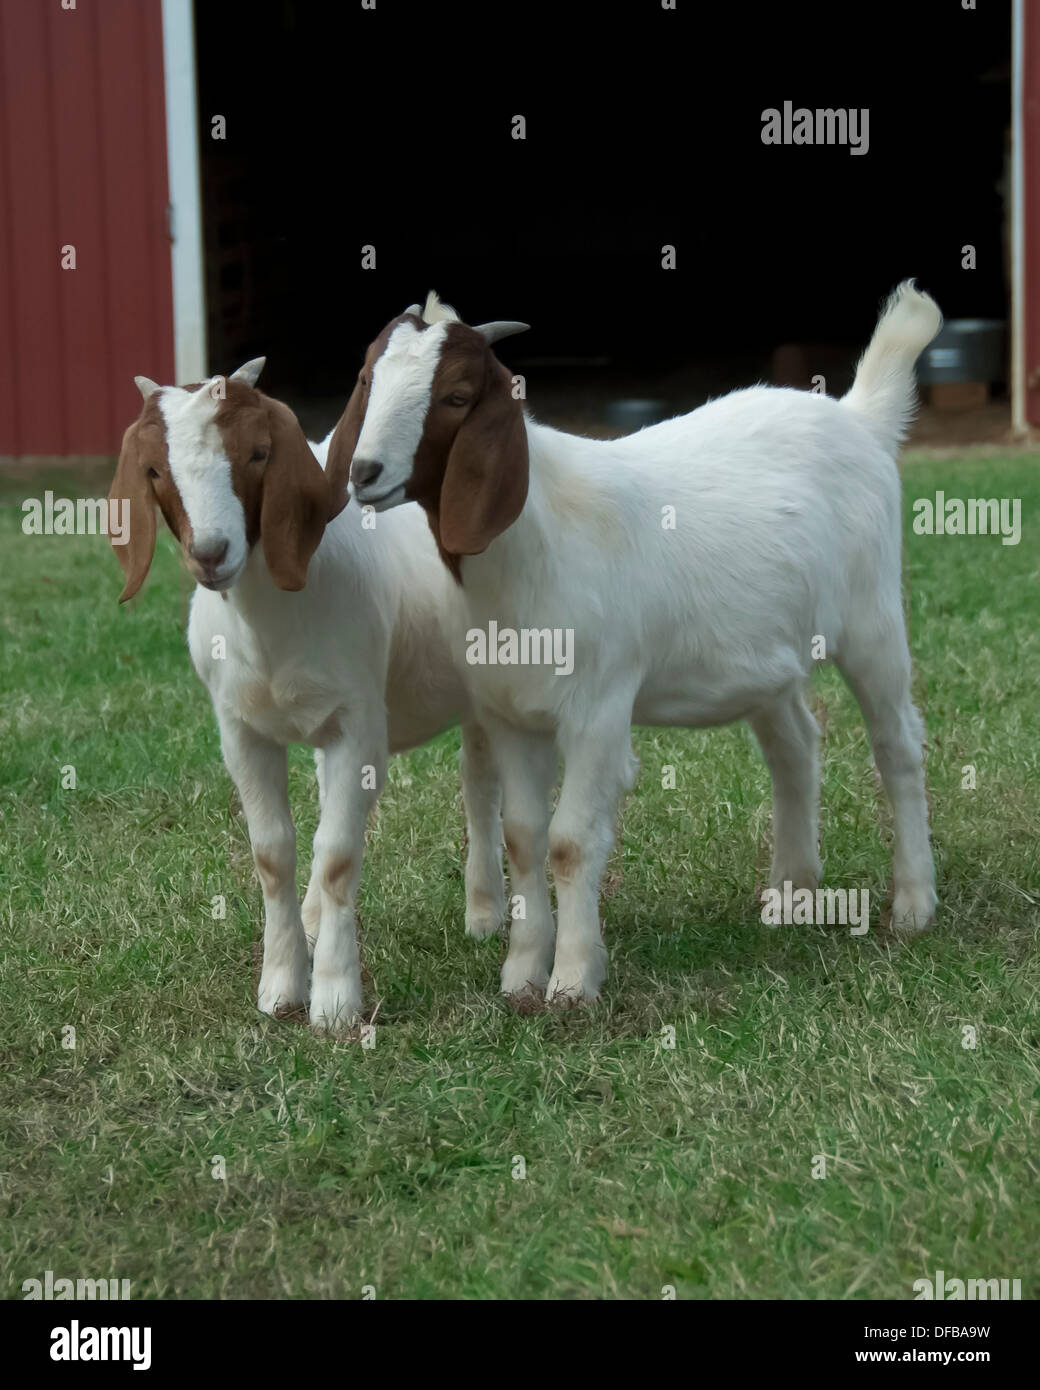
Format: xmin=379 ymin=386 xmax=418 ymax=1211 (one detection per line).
xmin=229 ymin=357 xmax=266 ymax=387
xmin=134 ymin=375 xmax=161 ymax=400
xmin=473 ymin=320 xmax=531 ymax=344
xmin=402 ymin=303 xmax=422 ymax=318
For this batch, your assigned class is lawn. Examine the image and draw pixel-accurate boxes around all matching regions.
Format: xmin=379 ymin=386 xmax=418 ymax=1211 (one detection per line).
xmin=1 ymin=451 xmax=1037 ymax=1300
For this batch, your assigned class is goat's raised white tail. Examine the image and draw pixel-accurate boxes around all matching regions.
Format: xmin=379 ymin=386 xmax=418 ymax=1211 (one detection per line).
xmin=843 ymin=279 xmax=943 ymax=453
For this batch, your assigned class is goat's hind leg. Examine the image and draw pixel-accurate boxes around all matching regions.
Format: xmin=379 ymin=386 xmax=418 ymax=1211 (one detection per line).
xmin=836 ymin=623 xmax=936 ymax=935
xmin=460 ymin=720 xmax=505 ymax=938
xmin=749 ymin=685 xmax=823 ymax=893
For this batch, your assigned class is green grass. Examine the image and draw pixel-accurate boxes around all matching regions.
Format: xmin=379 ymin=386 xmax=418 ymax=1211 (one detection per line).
xmin=1 ymin=453 xmax=1038 ymax=1300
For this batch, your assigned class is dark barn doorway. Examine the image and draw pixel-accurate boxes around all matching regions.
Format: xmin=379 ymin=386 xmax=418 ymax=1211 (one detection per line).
xmin=194 ymin=1 xmax=1011 ymax=440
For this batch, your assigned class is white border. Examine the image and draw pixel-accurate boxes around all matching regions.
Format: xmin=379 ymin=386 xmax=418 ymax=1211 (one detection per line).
xmin=1011 ymin=0 xmax=1026 ymax=435
xmin=161 ymin=0 xmax=207 ymax=382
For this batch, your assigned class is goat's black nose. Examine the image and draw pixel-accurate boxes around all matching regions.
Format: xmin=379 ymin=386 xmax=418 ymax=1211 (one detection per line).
xmin=191 ymin=537 xmax=229 ymax=568
xmin=352 ymin=459 xmax=384 ymax=489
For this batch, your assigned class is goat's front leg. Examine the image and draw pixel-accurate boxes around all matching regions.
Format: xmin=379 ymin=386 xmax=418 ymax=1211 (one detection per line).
xmin=307 ymin=714 xmax=387 ymax=1032
xmin=487 ymin=719 xmax=558 ymax=996
xmin=547 ymin=711 xmax=639 ymax=1003
xmin=218 ymin=715 xmax=310 ymax=1017
xmin=460 ymin=720 xmax=505 ymax=938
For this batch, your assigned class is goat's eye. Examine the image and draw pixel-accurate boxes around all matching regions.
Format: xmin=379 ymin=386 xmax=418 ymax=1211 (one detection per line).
xmin=442 ymin=392 xmax=471 ymax=408
xmin=359 ymin=375 xmax=368 ymax=390
xmin=147 ymin=467 xmax=159 ymax=479
xmin=249 ymin=448 xmax=268 ymax=464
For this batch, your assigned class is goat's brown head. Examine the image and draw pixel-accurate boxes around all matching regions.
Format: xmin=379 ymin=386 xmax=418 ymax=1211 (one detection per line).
xmin=325 ymin=293 xmax=530 ymax=570
xmin=108 ymin=359 xmax=332 ymax=601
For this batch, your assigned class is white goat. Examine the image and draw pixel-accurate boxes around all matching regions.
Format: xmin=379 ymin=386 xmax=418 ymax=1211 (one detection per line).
xmin=108 ymin=360 xmax=505 ymax=1030
xmin=328 ymin=283 xmax=942 ymax=1003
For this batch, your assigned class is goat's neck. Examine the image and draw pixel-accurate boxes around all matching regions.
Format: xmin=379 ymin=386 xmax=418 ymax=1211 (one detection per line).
xmin=221 ymin=509 xmax=360 ymax=628
xmin=462 ymin=417 xmax=608 ymax=585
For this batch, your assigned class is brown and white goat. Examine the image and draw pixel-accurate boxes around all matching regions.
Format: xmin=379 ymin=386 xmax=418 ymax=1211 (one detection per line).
xmin=326 ymin=288 xmax=940 ymax=1003
xmin=109 ymin=358 xmax=505 ymax=1030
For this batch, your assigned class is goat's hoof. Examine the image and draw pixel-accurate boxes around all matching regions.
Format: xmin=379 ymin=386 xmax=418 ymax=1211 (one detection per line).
xmin=465 ymin=907 xmax=503 ymax=939
xmin=308 ymin=973 xmax=363 ymax=1035
xmin=258 ymin=967 xmax=309 ymax=1018
xmin=546 ymin=963 xmax=605 ymax=1007
xmin=500 ymin=955 xmax=551 ymax=997
xmin=889 ymin=886 xmax=937 ymax=938
xmin=308 ymin=1007 xmax=362 ymax=1036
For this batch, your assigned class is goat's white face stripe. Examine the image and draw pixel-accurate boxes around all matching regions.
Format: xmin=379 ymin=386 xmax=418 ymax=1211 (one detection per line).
xmin=354 ymin=321 xmax=448 ymax=497
xmin=159 ymin=383 xmax=248 ymax=577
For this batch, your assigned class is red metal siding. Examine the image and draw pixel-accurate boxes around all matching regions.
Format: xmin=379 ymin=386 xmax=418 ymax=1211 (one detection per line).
xmin=1025 ymin=1 xmax=1040 ymax=427
xmin=0 ymin=0 xmax=174 ymax=456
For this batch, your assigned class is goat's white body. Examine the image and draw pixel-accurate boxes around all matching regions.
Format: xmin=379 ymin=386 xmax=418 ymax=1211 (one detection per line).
xmin=439 ymin=283 xmax=941 ymax=1001
xmin=187 ymin=433 xmax=503 ymax=1029
xmin=458 ymin=387 xmax=900 ymax=730
xmin=189 ymin=453 xmax=467 ymax=754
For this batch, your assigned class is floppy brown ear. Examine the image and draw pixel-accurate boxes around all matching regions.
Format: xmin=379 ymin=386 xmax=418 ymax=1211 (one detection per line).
xmin=324 ymin=381 xmax=366 ymax=519
xmin=108 ymin=423 xmax=157 ymax=602
xmin=439 ymin=360 xmax=528 ymax=556
xmin=260 ymin=397 xmax=331 ymax=590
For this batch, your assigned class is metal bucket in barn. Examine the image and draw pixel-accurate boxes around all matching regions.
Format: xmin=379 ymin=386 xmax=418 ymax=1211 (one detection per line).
xmin=916 ymin=319 xmax=1007 ymax=385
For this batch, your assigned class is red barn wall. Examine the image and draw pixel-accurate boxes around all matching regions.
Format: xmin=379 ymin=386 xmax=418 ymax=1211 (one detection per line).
xmin=0 ymin=0 xmax=174 ymax=458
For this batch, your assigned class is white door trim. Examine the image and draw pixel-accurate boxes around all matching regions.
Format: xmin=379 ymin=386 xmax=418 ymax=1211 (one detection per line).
xmin=161 ymin=0 xmax=207 ymax=383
